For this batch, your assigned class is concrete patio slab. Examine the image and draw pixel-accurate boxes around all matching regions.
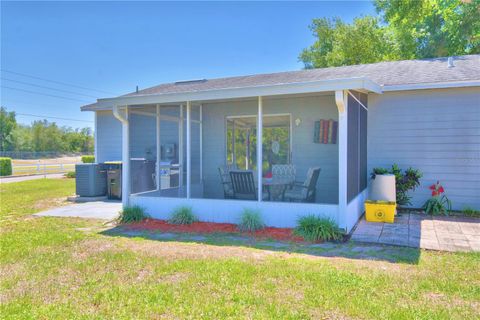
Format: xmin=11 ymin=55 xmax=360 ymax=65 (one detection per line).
xmin=351 ymin=213 xmax=480 ymax=252
xmin=35 ymin=201 xmax=121 ymax=220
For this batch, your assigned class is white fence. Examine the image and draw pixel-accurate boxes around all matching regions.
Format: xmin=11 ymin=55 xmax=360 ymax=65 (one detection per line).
xmin=12 ymin=163 xmax=76 ymax=176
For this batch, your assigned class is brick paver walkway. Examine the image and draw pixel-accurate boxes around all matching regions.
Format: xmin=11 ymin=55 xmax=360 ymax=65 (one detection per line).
xmin=351 ymin=213 xmax=480 ymax=252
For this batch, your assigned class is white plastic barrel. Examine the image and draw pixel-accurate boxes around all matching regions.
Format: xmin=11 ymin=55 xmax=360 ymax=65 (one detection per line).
xmin=370 ymin=174 xmax=396 ymax=202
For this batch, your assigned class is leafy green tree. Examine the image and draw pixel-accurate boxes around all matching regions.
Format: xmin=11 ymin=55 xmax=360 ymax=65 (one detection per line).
xmin=300 ymin=0 xmax=480 ymax=68
xmin=375 ymin=0 xmax=480 ymax=58
xmin=0 ymin=106 xmax=17 ymax=151
xmin=299 ymin=16 xmax=401 ymax=68
xmin=8 ymin=118 xmax=93 ymax=153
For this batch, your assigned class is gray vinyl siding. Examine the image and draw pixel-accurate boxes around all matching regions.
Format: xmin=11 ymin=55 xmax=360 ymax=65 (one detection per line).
xmin=201 ymin=94 xmax=339 ymax=203
xmin=129 ymin=113 xmax=156 ymax=159
xmin=96 ymin=111 xmax=122 ymax=163
xmin=368 ymin=87 xmax=480 ymax=210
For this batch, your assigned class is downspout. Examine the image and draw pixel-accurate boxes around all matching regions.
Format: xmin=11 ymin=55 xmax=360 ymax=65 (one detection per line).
xmin=112 ymin=105 xmax=130 ymax=207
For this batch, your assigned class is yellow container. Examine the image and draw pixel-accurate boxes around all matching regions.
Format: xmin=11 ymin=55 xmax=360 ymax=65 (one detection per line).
xmin=364 ymin=200 xmax=396 ymax=223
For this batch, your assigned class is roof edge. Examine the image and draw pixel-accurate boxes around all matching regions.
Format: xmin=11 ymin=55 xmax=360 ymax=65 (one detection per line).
xmin=383 ymin=80 xmax=480 ymax=92
xmin=81 ymin=76 xmax=381 ymax=111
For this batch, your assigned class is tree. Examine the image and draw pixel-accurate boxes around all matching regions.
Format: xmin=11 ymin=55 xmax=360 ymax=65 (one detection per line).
xmin=375 ymin=0 xmax=480 ymax=58
xmin=0 ymin=106 xmax=17 ymax=151
xmin=299 ymin=16 xmax=401 ymax=68
xmin=299 ymin=0 xmax=480 ymax=68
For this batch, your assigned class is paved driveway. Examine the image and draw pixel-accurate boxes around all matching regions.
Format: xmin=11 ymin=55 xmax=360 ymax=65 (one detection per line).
xmin=35 ymin=201 xmax=121 ymax=220
xmin=351 ymin=213 xmax=480 ymax=252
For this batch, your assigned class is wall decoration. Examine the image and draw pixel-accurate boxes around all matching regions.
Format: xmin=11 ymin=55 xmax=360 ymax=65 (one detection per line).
xmin=314 ymin=119 xmax=338 ymax=144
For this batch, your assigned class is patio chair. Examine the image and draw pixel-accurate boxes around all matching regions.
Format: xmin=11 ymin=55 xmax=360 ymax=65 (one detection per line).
xmin=218 ymin=165 xmax=237 ymax=199
xmin=272 ymin=164 xmax=296 ymax=180
xmin=230 ymin=170 xmax=268 ymax=201
xmin=270 ymin=164 xmax=296 ymax=200
xmin=283 ymin=167 xmax=321 ymax=203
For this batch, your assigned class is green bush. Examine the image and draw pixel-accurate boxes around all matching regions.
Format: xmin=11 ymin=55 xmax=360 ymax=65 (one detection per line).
xmin=294 ymin=215 xmax=343 ymax=242
xmin=0 ymin=157 xmax=12 ymax=176
xmin=462 ymin=207 xmax=480 ymax=218
xmin=371 ymin=164 xmax=422 ymax=206
xmin=169 ymin=206 xmax=197 ymax=225
xmin=81 ymin=155 xmax=95 ymax=163
xmin=238 ymin=209 xmax=265 ymax=232
xmin=119 ymin=205 xmax=148 ymax=223
xmin=65 ymin=171 xmax=76 ymax=178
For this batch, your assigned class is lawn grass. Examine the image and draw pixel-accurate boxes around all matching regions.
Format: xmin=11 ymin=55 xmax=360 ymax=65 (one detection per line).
xmin=1 ymin=179 xmax=479 ymax=319
xmin=0 ymin=178 xmax=75 ymax=220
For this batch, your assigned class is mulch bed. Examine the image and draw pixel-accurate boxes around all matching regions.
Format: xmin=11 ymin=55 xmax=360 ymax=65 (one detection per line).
xmin=124 ymin=219 xmax=304 ymax=242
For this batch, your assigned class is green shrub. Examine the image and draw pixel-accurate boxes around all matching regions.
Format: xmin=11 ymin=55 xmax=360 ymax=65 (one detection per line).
xmin=65 ymin=171 xmax=76 ymax=178
xmin=81 ymin=155 xmax=95 ymax=163
xmin=238 ymin=209 xmax=265 ymax=232
xmin=371 ymin=164 xmax=422 ymax=206
xmin=462 ymin=207 xmax=480 ymax=218
xmin=119 ymin=205 xmax=147 ymax=223
xmin=0 ymin=157 xmax=12 ymax=176
xmin=169 ymin=206 xmax=197 ymax=225
xmin=294 ymin=215 xmax=343 ymax=242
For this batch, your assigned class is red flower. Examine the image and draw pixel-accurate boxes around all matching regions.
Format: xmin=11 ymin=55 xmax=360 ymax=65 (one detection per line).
xmin=432 ymin=191 xmax=438 ymax=196
xmin=438 ymin=186 xmax=445 ymax=194
xmin=429 ymin=184 xmax=436 ymax=190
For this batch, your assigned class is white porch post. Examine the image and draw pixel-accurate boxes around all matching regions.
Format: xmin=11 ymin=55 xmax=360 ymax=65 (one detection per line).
xmin=257 ymin=96 xmax=263 ymax=201
xmin=94 ymin=112 xmax=98 ymax=161
xmin=199 ymin=104 xmax=203 ymax=181
xmin=156 ymin=104 xmax=161 ymax=191
xmin=186 ymin=101 xmax=191 ymax=198
xmin=335 ymin=90 xmax=348 ymax=229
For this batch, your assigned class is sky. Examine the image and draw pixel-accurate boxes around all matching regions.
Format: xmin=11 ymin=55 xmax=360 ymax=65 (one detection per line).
xmin=1 ymin=1 xmax=375 ymax=129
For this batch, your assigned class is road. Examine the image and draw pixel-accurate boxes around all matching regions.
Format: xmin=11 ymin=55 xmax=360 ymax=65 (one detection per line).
xmin=0 ymin=173 xmax=66 ymax=184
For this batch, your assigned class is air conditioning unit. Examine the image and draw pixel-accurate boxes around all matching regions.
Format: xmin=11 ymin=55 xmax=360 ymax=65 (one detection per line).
xmin=75 ymin=163 xmax=107 ymax=197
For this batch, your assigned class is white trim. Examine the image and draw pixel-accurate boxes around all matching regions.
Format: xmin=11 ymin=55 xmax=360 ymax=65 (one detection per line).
xmin=199 ymin=104 xmax=203 ymax=181
xmin=130 ymin=194 xmax=339 ymax=228
xmin=336 ymin=90 xmax=348 ymax=228
xmin=383 ymin=80 xmax=480 ymax=92
xmin=112 ymin=105 xmax=130 ymax=207
xmin=94 ymin=112 xmax=98 ymax=161
xmin=82 ymin=77 xmax=382 ymax=111
xmin=186 ymin=101 xmax=191 ymax=199
xmin=345 ymin=188 xmax=368 ymax=233
xmin=335 ymin=91 xmax=345 ymax=114
xmin=257 ymin=96 xmax=263 ymax=201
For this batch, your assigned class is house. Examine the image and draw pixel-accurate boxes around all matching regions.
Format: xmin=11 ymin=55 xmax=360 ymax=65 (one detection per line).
xmin=81 ymin=55 xmax=480 ymax=233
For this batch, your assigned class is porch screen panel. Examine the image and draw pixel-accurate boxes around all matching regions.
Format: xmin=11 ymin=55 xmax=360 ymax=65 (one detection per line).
xmin=129 ymin=106 xmax=157 ymax=195
xmin=347 ymin=97 xmax=360 ymax=202
xmin=347 ymin=91 xmax=368 ymax=202
xmin=359 ymin=100 xmax=368 ymax=192
xmin=157 ymin=106 xmax=185 ymax=198
xmin=190 ymin=105 xmax=203 ymax=198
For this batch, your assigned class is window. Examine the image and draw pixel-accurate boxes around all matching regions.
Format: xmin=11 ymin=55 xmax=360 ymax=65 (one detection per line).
xmin=226 ymin=115 xmax=291 ymax=170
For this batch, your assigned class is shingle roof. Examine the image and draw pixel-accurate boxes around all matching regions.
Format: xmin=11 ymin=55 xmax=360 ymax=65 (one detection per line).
xmin=126 ymin=55 xmax=479 ymax=97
